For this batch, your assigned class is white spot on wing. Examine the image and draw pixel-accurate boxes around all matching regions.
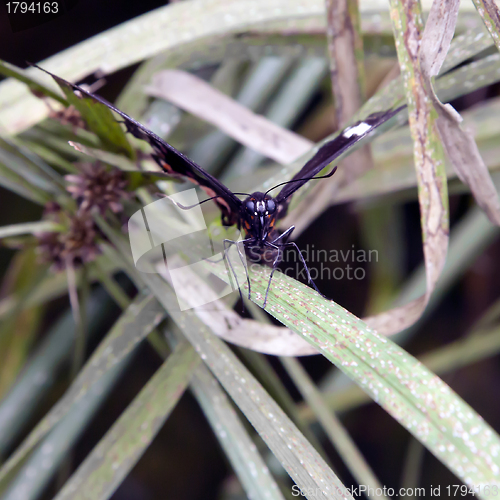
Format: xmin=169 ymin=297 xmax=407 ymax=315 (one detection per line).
xmin=343 ymin=122 xmax=372 ymax=138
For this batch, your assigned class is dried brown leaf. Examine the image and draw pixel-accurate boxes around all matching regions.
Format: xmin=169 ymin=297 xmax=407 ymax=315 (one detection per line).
xmin=420 ymin=0 xmax=500 ymax=226
xmin=361 ymin=0 xmax=450 ymax=335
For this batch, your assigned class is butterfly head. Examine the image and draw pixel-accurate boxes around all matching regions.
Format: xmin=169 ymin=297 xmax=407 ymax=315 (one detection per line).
xmin=241 ymin=192 xmax=277 ymax=241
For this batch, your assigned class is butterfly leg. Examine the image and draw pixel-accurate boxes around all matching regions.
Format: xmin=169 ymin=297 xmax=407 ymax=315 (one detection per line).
xmin=258 ymin=226 xmax=295 ymax=308
xmin=261 ymin=241 xmax=284 ymax=309
xmin=271 ymin=226 xmax=324 ymax=297
xmin=223 ymin=238 xmax=252 ymax=302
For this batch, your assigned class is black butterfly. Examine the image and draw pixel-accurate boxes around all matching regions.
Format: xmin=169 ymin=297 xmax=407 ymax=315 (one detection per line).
xmin=35 ymin=65 xmax=403 ymax=307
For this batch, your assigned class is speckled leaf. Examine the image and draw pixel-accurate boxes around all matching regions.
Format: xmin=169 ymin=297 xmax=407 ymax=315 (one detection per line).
xmin=0 ymin=1 xmax=484 ymax=136
xmin=157 ymin=257 xmax=316 ymax=356
xmin=138 ymin=272 xmax=352 ymax=500
xmin=0 ymin=294 xmax=166 ymax=490
xmin=351 ymin=0 xmax=449 ymax=336
xmin=53 ymin=341 xmax=199 ymax=500
xmin=471 ymin=0 xmax=500 ymax=51
xmin=0 ymin=0 xmax=327 ymax=136
xmin=105 ymin=213 xmax=500 ymax=496
xmin=242 ymin=266 xmax=500 ymax=494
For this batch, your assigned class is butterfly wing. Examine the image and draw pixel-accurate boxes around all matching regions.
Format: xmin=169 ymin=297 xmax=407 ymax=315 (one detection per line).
xmin=275 ymin=106 xmax=405 ymax=206
xmin=35 ymin=65 xmax=242 ymax=226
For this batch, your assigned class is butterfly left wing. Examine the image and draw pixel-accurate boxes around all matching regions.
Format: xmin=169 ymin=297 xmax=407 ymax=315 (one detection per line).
xmin=34 ymin=65 xmax=243 ymax=226
xmin=275 ymin=106 xmax=405 ymax=206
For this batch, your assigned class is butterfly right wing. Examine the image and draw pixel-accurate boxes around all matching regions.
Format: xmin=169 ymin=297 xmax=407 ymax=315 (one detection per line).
xmin=275 ymin=106 xmax=405 ymax=209
xmin=35 ymin=65 xmax=243 ymax=226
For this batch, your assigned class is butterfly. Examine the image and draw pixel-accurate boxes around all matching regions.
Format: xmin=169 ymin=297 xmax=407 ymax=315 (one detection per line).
xmin=35 ymin=65 xmax=404 ymax=307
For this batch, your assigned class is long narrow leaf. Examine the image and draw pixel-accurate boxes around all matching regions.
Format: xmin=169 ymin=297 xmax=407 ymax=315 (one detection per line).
xmin=191 ymin=364 xmax=286 ymax=500
xmin=0 ymin=294 xmax=166 ymax=490
xmin=53 ymin=341 xmax=199 ymax=500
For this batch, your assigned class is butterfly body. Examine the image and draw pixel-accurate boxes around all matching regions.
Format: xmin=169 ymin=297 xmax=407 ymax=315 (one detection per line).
xmin=35 ymin=65 xmax=404 ymax=307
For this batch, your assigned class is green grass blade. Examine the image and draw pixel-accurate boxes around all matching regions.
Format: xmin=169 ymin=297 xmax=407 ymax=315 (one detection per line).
xmin=38 ymin=70 xmax=134 ymax=158
xmin=1 ymin=350 xmax=135 ymax=500
xmin=142 ymin=274 xmax=355 ymax=500
xmin=53 ymin=341 xmax=200 ymax=500
xmin=0 ymin=221 xmax=60 ymax=239
xmin=191 ymin=364 xmax=286 ymax=500
xmin=0 ymin=294 xmax=166 ymax=489
xmin=240 ymin=266 xmax=500 ymax=495
xmin=0 ymin=60 xmax=67 ymax=105
xmin=0 ymin=256 xmax=121 ymax=322
xmin=281 ymin=357 xmax=387 ymax=500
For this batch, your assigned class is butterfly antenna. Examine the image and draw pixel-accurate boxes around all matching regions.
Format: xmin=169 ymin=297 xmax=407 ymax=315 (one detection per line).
xmin=264 ymin=166 xmax=338 ymax=197
xmin=161 ymin=194 xmax=221 ymax=210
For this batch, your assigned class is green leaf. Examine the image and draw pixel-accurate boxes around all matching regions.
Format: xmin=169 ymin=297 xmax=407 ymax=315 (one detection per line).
xmin=141 ymin=274 xmax=354 ymax=500
xmin=0 ymin=221 xmax=61 ymax=239
xmin=1 ymin=344 xmax=134 ymax=500
xmin=0 ymin=249 xmax=45 ymax=399
xmin=190 ymin=364 xmax=286 ymax=500
xmin=0 ymin=60 xmax=67 ymax=105
xmin=0 ymin=294 xmax=166 ymax=490
xmin=281 ymin=357 xmax=387 ymax=500
xmin=242 ymin=266 xmax=500 ymax=495
xmin=53 ymin=341 xmax=199 ymax=500
xmin=41 ymin=71 xmax=135 ymax=159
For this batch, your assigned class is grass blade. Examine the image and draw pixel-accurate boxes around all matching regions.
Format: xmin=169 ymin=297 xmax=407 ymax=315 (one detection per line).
xmin=281 ymin=357 xmax=387 ymax=500
xmin=0 ymin=294 xmax=166 ymax=490
xmin=143 ymin=274 xmax=353 ymax=499
xmin=470 ymin=0 xmax=500 ymax=52
xmin=37 ymin=69 xmax=135 ymax=159
xmin=191 ymin=364 xmax=286 ymax=500
xmin=0 ymin=221 xmax=60 ymax=238
xmin=1 ymin=350 xmax=135 ymax=500
xmin=420 ymin=0 xmax=500 ymax=225
xmin=53 ymin=341 xmax=200 ymax=500
xmin=240 ymin=265 xmax=500 ymax=495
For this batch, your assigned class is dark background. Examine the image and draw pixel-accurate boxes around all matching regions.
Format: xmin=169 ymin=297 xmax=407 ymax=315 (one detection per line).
xmin=1 ymin=1 xmax=500 ymax=499
xmin=0 ymin=0 xmax=166 ymax=66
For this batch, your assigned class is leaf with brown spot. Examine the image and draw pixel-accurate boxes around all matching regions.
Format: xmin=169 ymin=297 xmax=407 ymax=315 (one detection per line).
xmin=342 ymin=0 xmax=450 ymax=336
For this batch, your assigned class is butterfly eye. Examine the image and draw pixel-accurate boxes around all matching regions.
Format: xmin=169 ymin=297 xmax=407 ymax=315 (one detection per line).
xmin=266 ymin=199 xmax=276 ymax=213
xmin=246 ymin=200 xmax=255 ymax=212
